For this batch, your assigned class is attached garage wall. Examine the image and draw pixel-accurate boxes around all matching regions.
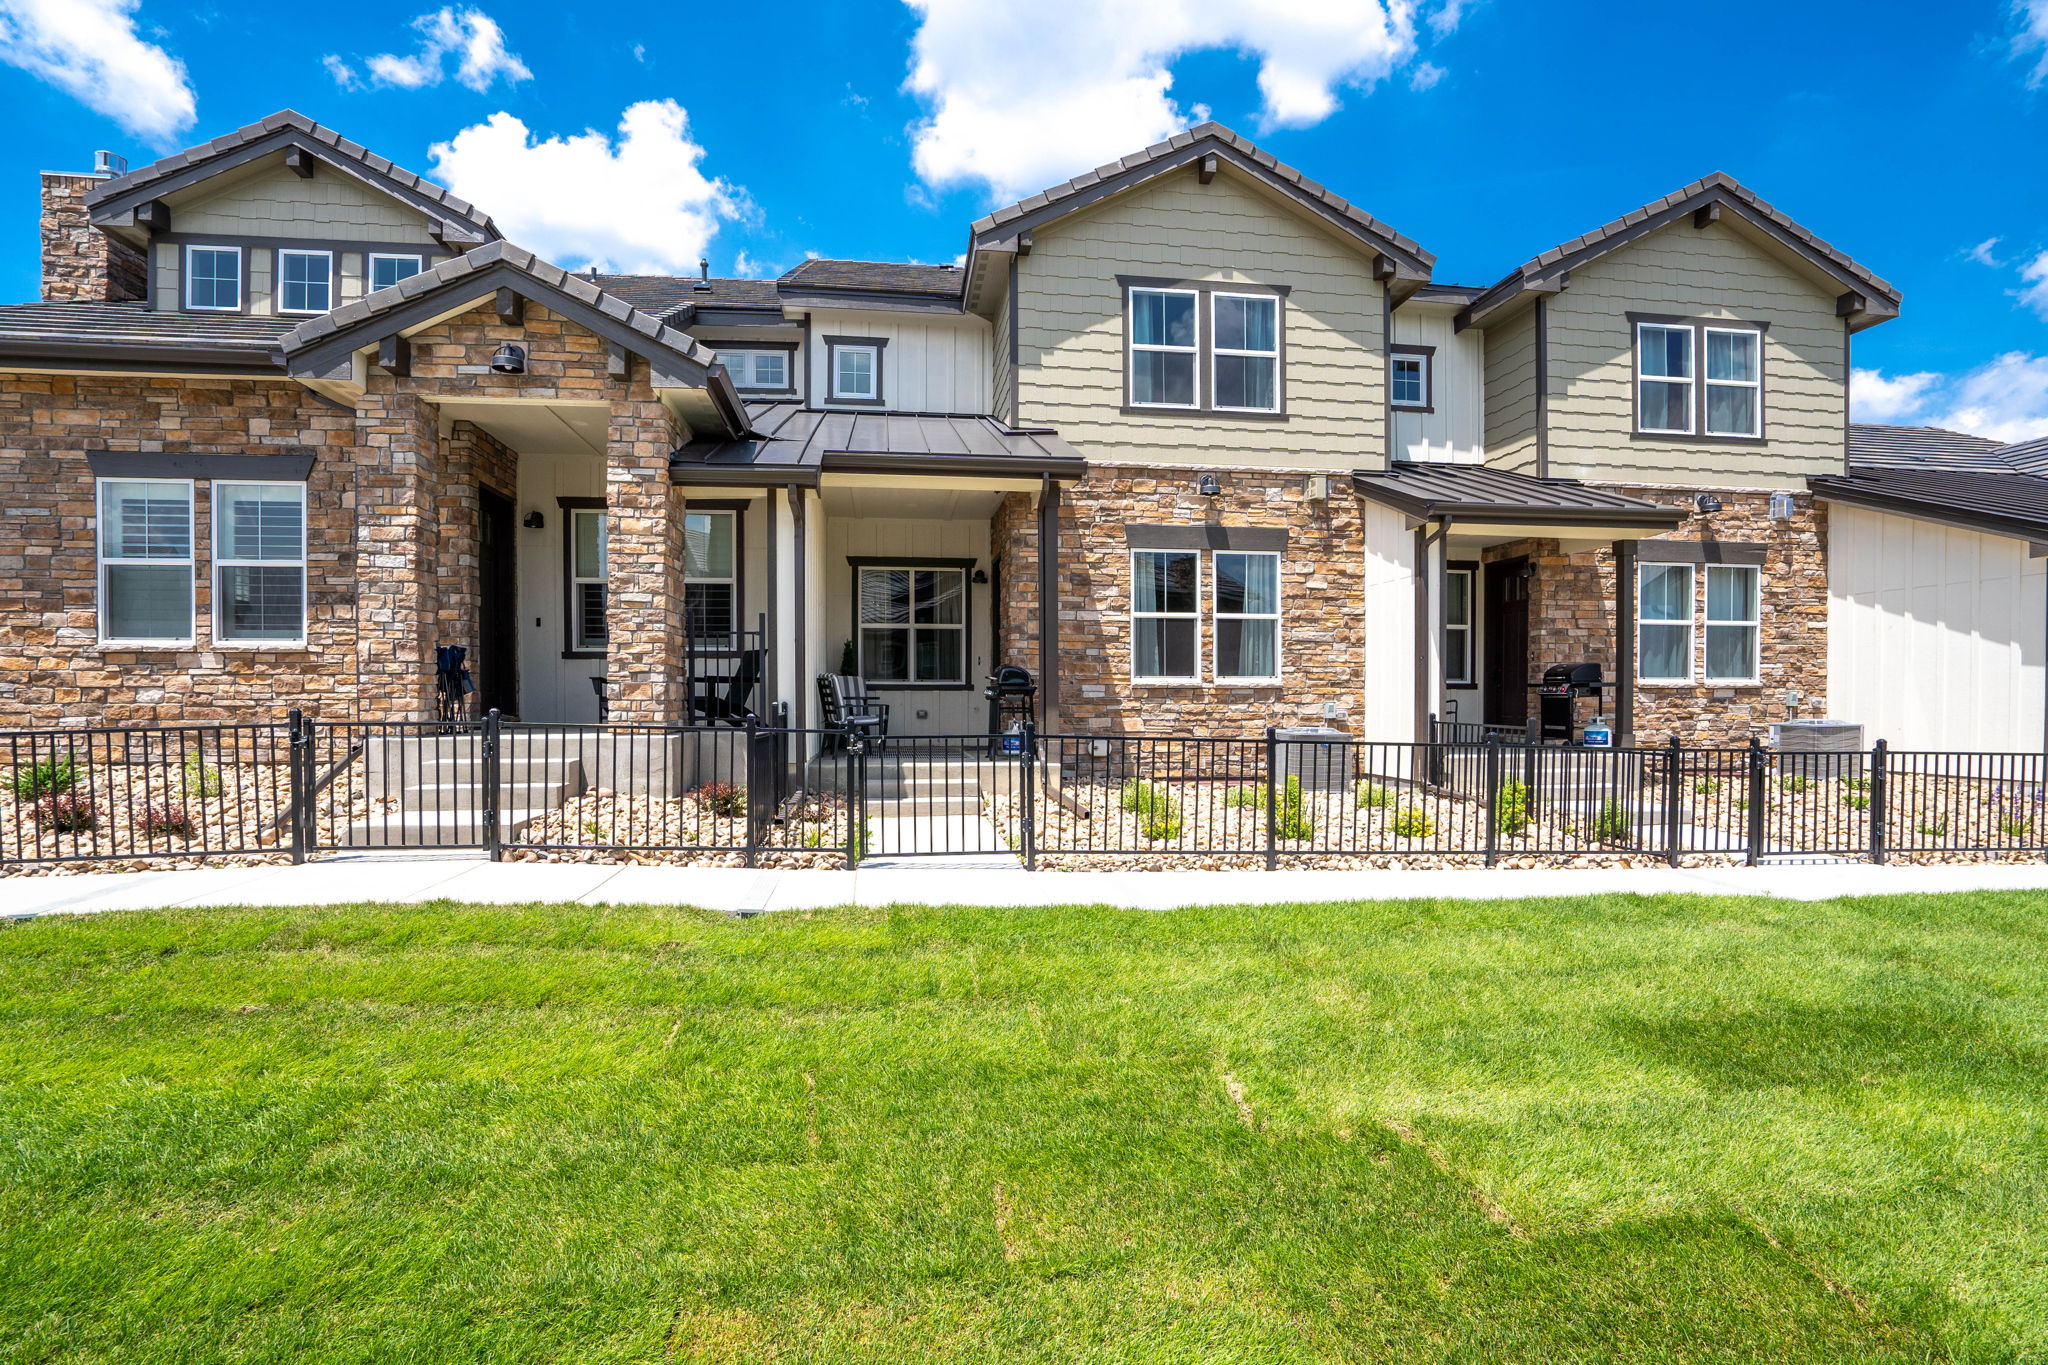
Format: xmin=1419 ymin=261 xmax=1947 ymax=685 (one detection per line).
xmin=1827 ymin=505 xmax=2046 ymax=752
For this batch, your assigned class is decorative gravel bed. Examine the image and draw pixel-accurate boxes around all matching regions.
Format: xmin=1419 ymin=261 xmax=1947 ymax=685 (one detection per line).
xmin=507 ymin=788 xmax=862 ymax=869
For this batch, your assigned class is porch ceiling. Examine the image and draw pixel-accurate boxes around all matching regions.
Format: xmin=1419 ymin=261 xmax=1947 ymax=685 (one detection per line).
xmin=435 ymin=396 xmax=607 ymax=457
xmin=820 ymin=484 xmax=1011 ymax=519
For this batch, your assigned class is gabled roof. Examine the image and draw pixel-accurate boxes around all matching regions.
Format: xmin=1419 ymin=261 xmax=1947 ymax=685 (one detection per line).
xmin=596 ymin=274 xmax=784 ymax=319
xmin=0 ymin=299 xmax=290 ymax=374
xmin=277 ymin=240 xmax=746 ymax=435
xmin=780 ymin=259 xmax=966 ymax=299
xmin=964 ymin=121 xmax=1433 ymax=309
xmin=671 ymin=403 xmax=1085 ymax=486
xmin=1847 ymin=423 xmax=2008 ymax=472
xmin=1457 ymin=172 xmax=1901 ymax=333
xmin=85 ymin=109 xmax=497 ymax=246
xmin=1810 ymin=465 xmax=2048 ymax=544
xmin=1350 ymin=462 xmax=1687 ymax=530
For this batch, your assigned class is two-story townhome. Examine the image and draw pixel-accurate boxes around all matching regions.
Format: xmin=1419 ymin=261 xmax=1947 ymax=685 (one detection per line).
xmin=3 ymin=109 xmax=1953 ymax=755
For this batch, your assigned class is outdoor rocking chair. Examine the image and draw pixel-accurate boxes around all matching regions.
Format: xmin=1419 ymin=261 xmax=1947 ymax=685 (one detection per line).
xmin=818 ymin=673 xmax=890 ymax=752
xmin=690 ymin=648 xmax=765 ymax=726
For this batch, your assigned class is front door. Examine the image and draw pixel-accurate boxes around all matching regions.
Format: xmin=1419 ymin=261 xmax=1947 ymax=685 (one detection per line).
xmin=476 ymin=485 xmax=519 ymax=717
xmin=1483 ymin=558 xmax=1530 ymax=728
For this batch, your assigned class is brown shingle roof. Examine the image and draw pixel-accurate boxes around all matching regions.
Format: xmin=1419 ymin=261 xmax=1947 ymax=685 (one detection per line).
xmin=778 ymin=259 xmax=966 ymax=298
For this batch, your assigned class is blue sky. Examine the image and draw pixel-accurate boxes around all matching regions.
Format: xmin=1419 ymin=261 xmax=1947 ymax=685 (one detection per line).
xmin=3 ymin=0 xmax=2047 ymax=438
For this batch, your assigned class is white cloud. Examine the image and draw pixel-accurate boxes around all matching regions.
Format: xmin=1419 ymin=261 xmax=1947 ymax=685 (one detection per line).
xmin=1853 ymin=354 xmax=2048 ymax=445
xmin=2014 ymin=0 xmax=2048 ymax=87
xmin=1427 ymin=0 xmax=1468 ymax=38
xmin=902 ymin=0 xmax=1451 ymax=204
xmin=355 ymin=7 xmax=530 ymax=93
xmin=1968 ymin=236 xmax=2005 ymax=267
xmin=1410 ymin=61 xmax=1446 ymax=91
xmin=2015 ymin=249 xmax=2048 ymax=319
xmin=322 ymin=54 xmax=360 ymax=90
xmin=0 ymin=0 xmax=194 ymax=147
xmin=429 ymin=101 xmax=743 ymax=274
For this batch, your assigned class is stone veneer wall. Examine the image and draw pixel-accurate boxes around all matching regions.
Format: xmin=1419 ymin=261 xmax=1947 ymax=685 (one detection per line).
xmin=40 ymin=173 xmax=145 ymax=303
xmin=0 ymin=374 xmax=356 ymax=724
xmin=1492 ymin=488 xmax=1828 ymax=746
xmin=989 ymin=491 xmax=1039 ymax=679
xmin=1009 ymin=467 xmax=1367 ymax=737
xmin=433 ymin=419 xmax=517 ymax=654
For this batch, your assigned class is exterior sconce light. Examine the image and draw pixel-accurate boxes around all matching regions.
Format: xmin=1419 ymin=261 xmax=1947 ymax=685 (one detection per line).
xmin=1769 ymin=492 xmax=1796 ymax=520
xmin=1197 ymin=473 xmax=1222 ymax=497
xmin=1305 ymin=474 xmax=1331 ymax=501
xmin=971 ymin=568 xmax=989 ymax=585
xmin=522 ymin=510 xmax=545 ymax=529
xmin=490 ymin=343 xmax=527 ymax=374
xmin=1693 ymin=494 xmax=1723 ymax=514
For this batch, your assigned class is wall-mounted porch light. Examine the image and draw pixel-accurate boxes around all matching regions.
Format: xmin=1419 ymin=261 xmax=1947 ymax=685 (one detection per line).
xmin=490 ymin=343 xmax=527 ymax=374
xmin=1197 ymin=473 xmax=1222 ymax=498
xmin=1305 ymin=474 xmax=1331 ymax=502
xmin=1693 ymin=493 xmax=1723 ymax=514
xmin=522 ymin=510 xmax=545 ymax=529
xmin=971 ymin=568 xmax=989 ymax=585
xmin=1769 ymin=492 xmax=1796 ymax=520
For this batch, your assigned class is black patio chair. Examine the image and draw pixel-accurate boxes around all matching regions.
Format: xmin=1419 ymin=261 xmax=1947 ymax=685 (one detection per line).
xmin=435 ymin=644 xmax=474 ymax=728
xmin=589 ymin=675 xmax=610 ymax=722
xmin=817 ymin=673 xmax=890 ymax=751
xmin=691 ymin=648 xmax=765 ymax=726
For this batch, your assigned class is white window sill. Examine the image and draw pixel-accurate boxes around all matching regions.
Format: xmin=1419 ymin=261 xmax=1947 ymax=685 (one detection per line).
xmin=213 ymin=641 xmax=310 ymax=651
xmin=94 ymin=640 xmax=196 ymax=651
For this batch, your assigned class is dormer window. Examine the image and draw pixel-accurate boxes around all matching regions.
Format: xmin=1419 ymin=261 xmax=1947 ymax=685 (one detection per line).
xmin=277 ymin=249 xmax=334 ymax=315
xmin=825 ymin=337 xmax=885 ymax=405
xmin=1390 ymin=347 xmax=1433 ymax=411
xmin=184 ymin=246 xmax=241 ymax=311
xmin=724 ymin=347 xmax=795 ymax=394
xmin=368 ymin=253 xmax=424 ymax=292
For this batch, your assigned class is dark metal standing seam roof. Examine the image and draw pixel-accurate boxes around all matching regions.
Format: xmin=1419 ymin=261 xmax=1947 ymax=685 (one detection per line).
xmin=671 ymin=404 xmax=1086 ymax=485
xmin=1809 ymin=466 xmax=2048 ymax=543
xmin=1350 ymin=462 xmax=1688 ymax=527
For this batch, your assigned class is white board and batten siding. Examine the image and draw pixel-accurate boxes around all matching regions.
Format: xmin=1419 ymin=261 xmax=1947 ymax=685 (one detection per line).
xmin=1362 ymin=501 xmax=1423 ymax=760
xmin=808 ymin=310 xmax=991 ymax=415
xmin=1392 ymin=301 xmax=1484 ymax=464
xmin=1828 ymin=505 xmax=2047 ymax=753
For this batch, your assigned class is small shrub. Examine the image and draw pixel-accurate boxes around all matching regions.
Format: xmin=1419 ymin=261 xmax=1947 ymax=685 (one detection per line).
xmin=2002 ymin=815 xmax=2033 ymax=839
xmin=182 ymin=751 xmax=224 ymax=798
xmin=1691 ymin=777 xmax=1721 ymax=796
xmin=1593 ymin=799 xmax=1633 ymax=844
xmin=1141 ymin=810 xmax=1183 ymax=841
xmin=1842 ymin=776 xmax=1870 ymax=792
xmin=1120 ymin=780 xmax=1172 ymax=817
xmin=9 ymin=756 xmax=75 ymax=801
xmin=1777 ymin=774 xmax=1811 ymax=794
xmin=1223 ymin=785 xmax=1263 ymax=809
xmin=140 ymin=803 xmax=194 ymax=839
xmin=1842 ymin=793 xmax=1870 ymax=811
xmin=582 ymin=819 xmax=610 ymax=842
xmin=1356 ymin=782 xmax=1391 ymax=809
xmin=1918 ymin=815 xmax=1949 ymax=838
xmin=32 ymin=794 xmax=96 ymax=832
xmin=1391 ymin=807 xmax=1434 ymax=839
xmin=1275 ymin=775 xmax=1313 ymax=841
xmin=693 ymin=781 xmax=744 ymax=818
xmin=1494 ymin=778 xmax=1532 ymax=838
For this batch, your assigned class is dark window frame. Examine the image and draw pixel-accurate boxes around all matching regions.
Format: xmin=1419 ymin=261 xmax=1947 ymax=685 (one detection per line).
xmin=275 ymin=247 xmax=337 ymax=316
xmin=683 ymin=500 xmax=749 ymax=652
xmin=823 ymin=335 xmax=888 ymax=407
xmin=719 ymin=342 xmax=799 ymax=396
xmin=1444 ymin=558 xmax=1478 ymax=689
xmin=1391 ymin=343 xmax=1436 ymax=414
xmin=1116 ymin=274 xmax=1291 ymax=421
xmin=1627 ymin=312 xmax=1771 ymax=446
xmin=557 ymin=495 xmax=607 ymax=660
xmin=847 ymin=554 xmax=976 ymax=691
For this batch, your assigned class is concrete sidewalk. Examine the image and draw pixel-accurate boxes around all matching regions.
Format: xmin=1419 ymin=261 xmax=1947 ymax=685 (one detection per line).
xmin=8 ymin=855 xmax=2048 ymax=918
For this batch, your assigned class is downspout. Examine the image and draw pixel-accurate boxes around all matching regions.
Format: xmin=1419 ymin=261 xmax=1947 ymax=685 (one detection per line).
xmin=1842 ymin=316 xmax=1852 ymax=476
xmin=1008 ymin=255 xmax=1021 ymax=425
xmin=1383 ymin=285 xmax=1395 ymax=469
xmin=1614 ymin=539 xmax=1637 ymax=747
xmin=1414 ymin=518 xmax=1449 ymax=743
xmin=1534 ymin=296 xmax=1550 ymax=479
xmin=1037 ymin=473 xmax=1061 ymax=731
xmin=763 ymin=487 xmax=779 ymax=719
xmin=788 ymin=484 xmax=807 ymax=728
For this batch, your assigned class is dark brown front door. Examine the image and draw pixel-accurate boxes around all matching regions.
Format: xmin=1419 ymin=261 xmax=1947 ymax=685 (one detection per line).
xmin=1483 ymin=558 xmax=1531 ymax=728
xmin=476 ymin=485 xmax=519 ymax=717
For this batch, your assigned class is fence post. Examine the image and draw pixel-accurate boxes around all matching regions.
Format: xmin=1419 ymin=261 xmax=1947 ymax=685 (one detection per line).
xmin=1745 ymin=736 xmax=1766 ymax=867
xmin=1021 ymin=721 xmax=1038 ymax=872
xmin=1264 ymin=727 xmax=1279 ymax=871
xmin=846 ymin=735 xmax=866 ymax=871
xmin=1483 ymin=733 xmax=1501 ymax=868
xmin=482 ymin=708 xmax=503 ymax=862
xmin=1870 ymin=738 xmax=1888 ymax=865
xmin=287 ymin=708 xmax=307 ymax=865
xmin=1664 ymin=735 xmax=1683 ymax=868
xmin=743 ymin=715 xmax=759 ymax=869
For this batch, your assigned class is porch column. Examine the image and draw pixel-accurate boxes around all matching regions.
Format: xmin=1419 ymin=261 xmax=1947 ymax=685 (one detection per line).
xmin=606 ymin=396 xmax=687 ymax=722
xmin=351 ymin=388 xmax=439 ymax=721
xmin=787 ymin=484 xmax=808 ymax=729
xmin=1036 ymin=476 xmax=1061 ymax=732
xmin=1614 ymin=539 xmax=1637 ymax=746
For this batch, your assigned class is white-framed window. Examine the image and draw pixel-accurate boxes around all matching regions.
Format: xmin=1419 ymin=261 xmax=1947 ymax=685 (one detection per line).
xmin=276 ymin=249 xmax=333 ymax=314
xmin=1391 ymin=352 xmax=1430 ymax=409
xmin=857 ymin=566 xmax=966 ymax=684
xmin=1131 ymin=549 xmax=1200 ymax=681
xmin=1703 ymin=326 xmax=1762 ymax=437
xmin=1212 ymin=551 xmax=1280 ymax=680
xmin=184 ymin=245 xmax=241 ymax=311
xmin=1211 ymin=293 xmax=1279 ymax=413
xmin=213 ymin=482 xmax=306 ymax=645
xmin=367 ymin=253 xmax=423 ymax=292
xmin=723 ymin=349 xmax=792 ymax=392
xmin=569 ymin=508 xmax=609 ymax=652
xmin=1636 ymin=322 xmax=1694 ymax=434
xmin=1704 ymin=564 xmax=1761 ymax=683
xmin=1637 ymin=562 xmax=1695 ymax=683
xmin=97 ymin=478 xmax=194 ymax=644
xmin=1443 ymin=566 xmax=1474 ymax=686
xmin=683 ymin=509 xmax=738 ymax=648
xmin=1128 ymin=287 xmax=1199 ymax=409
xmin=830 ymin=343 xmax=880 ymax=401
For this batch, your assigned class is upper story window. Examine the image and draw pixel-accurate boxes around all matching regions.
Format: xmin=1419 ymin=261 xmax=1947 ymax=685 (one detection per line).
xmin=825 ymin=337 xmax=885 ymax=405
xmin=1391 ymin=348 xmax=1432 ymax=410
xmin=1129 ymin=287 xmax=1199 ymax=409
xmin=1635 ymin=318 xmax=1764 ymax=439
xmin=277 ymin=249 xmax=334 ymax=315
xmin=368 ymin=253 xmax=423 ymax=292
xmin=185 ymin=246 xmax=241 ymax=311
xmin=1211 ymin=294 xmax=1279 ymax=413
xmin=723 ymin=349 xmax=793 ymax=393
xmin=97 ymin=478 xmax=194 ymax=644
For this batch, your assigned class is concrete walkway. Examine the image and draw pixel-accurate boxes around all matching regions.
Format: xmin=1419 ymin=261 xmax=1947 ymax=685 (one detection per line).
xmin=8 ymin=855 xmax=2048 ymax=918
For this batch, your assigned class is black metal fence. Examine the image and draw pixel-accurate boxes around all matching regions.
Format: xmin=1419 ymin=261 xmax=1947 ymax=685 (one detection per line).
xmin=4 ymin=713 xmax=2046 ymax=871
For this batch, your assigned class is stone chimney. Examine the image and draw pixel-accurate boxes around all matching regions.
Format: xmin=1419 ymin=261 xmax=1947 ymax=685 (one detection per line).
xmin=41 ymin=167 xmax=147 ymax=303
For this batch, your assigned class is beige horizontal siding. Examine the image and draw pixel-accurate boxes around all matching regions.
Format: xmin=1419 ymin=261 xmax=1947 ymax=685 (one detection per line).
xmin=1546 ymin=219 xmax=1846 ymax=487
xmin=1017 ymin=167 xmax=1384 ymax=471
xmin=992 ymin=270 xmax=1015 ymax=425
xmin=177 ymin=161 xmax=439 ymax=244
xmin=1482 ymin=307 xmax=1538 ymax=474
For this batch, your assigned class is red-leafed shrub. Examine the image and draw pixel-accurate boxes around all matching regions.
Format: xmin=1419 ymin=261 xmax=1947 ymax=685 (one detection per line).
xmin=141 ymin=803 xmax=196 ymax=839
xmin=32 ymin=794 xmax=96 ymax=832
xmin=693 ymin=781 xmax=745 ymax=817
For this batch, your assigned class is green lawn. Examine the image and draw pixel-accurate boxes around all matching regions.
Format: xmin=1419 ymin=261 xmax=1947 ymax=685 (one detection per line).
xmin=2 ymin=894 xmax=2046 ymax=1364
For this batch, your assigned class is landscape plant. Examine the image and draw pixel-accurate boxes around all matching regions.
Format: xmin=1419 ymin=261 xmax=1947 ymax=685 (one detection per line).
xmin=1593 ymin=799 xmax=1633 ymax=844
xmin=30 ymin=794 xmax=95 ymax=832
xmin=1390 ymin=806 xmax=1434 ymax=838
xmin=692 ymin=781 xmax=744 ymax=818
xmin=1275 ymin=775 xmax=1313 ymax=841
xmin=8 ymin=755 xmax=74 ymax=801
xmin=1356 ymin=781 xmax=1391 ymax=809
xmin=138 ymin=803 xmax=194 ymax=839
xmin=181 ymin=751 xmax=223 ymax=799
xmin=1494 ymin=778 xmax=1532 ymax=837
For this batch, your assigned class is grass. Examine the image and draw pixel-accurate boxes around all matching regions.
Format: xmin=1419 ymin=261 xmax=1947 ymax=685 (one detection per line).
xmin=4 ymin=893 xmax=2048 ymax=1363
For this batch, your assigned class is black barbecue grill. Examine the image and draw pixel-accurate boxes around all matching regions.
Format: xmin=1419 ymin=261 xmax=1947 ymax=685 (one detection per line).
xmin=985 ymin=665 xmax=1038 ymax=741
xmin=1534 ymin=662 xmax=1604 ymax=742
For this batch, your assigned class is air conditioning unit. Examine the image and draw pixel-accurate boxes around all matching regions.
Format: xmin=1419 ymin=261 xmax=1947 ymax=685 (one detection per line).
xmin=1770 ymin=720 xmax=1865 ymax=781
